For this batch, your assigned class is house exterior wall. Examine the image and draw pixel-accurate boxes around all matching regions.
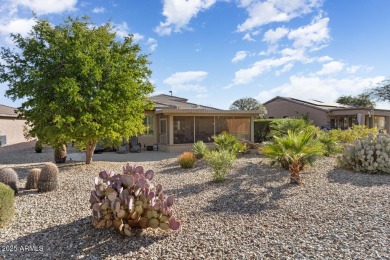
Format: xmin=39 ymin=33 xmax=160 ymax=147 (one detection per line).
xmin=138 ymin=111 xmax=158 ymax=149
xmin=265 ymin=99 xmax=328 ymax=127
xmin=0 ymin=118 xmax=27 ymax=146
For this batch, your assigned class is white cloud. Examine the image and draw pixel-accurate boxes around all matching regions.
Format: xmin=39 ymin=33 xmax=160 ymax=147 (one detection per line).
xmin=263 ymin=27 xmax=289 ymax=44
xmin=346 ymin=65 xmax=361 ymax=74
xmin=232 ymin=51 xmax=249 ymax=63
xmin=112 ymin=22 xmax=130 ymax=38
xmin=231 ymin=56 xmax=299 ymax=86
xmin=257 ymin=75 xmax=385 ymax=104
xmin=92 ymin=7 xmax=105 ymax=14
xmin=0 ymin=17 xmax=36 ymax=38
xmin=317 ymin=55 xmax=333 ymax=62
xmin=155 ymin=0 xmax=217 ymax=36
xmin=288 ymin=15 xmax=330 ymax=50
xmin=276 ymin=63 xmax=294 ymax=75
xmin=146 ymin=38 xmax=158 ymax=52
xmin=15 ymin=0 xmax=77 ymax=14
xmin=163 ymin=71 xmax=208 ymax=92
xmin=242 ymin=32 xmax=255 ymax=41
xmin=317 ymin=61 xmax=345 ymax=75
xmin=237 ymin=0 xmax=323 ymax=32
xmin=132 ymin=33 xmax=144 ymax=42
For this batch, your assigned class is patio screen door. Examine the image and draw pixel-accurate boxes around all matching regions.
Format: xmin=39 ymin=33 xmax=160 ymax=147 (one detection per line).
xmin=159 ymin=118 xmax=167 ymax=145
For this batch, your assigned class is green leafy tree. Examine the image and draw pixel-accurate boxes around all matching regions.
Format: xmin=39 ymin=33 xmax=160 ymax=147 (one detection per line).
xmin=230 ymin=97 xmax=264 ymax=110
xmin=262 ymin=128 xmax=324 ymax=184
xmin=0 ymin=16 xmax=154 ymax=164
xmin=336 ymin=94 xmax=375 ymax=108
xmin=369 ymin=79 xmax=390 ymax=103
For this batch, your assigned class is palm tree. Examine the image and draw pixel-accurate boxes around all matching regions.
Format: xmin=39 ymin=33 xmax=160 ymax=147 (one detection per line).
xmin=262 ymin=129 xmax=324 ymax=184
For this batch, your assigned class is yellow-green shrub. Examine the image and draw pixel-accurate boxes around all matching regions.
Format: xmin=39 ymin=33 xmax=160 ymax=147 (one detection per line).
xmin=328 ymin=125 xmax=378 ymax=144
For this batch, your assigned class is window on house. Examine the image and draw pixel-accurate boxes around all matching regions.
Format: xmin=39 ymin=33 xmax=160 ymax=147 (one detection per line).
xmin=143 ymin=115 xmax=154 ymax=135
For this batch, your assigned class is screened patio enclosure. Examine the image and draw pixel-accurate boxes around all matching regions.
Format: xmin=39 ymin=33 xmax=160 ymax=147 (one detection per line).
xmin=173 ymin=116 xmax=250 ymax=144
xmin=152 ymin=109 xmax=261 ymax=152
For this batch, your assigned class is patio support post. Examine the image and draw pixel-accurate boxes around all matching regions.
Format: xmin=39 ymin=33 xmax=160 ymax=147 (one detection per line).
xmin=251 ymin=116 xmax=255 ymax=142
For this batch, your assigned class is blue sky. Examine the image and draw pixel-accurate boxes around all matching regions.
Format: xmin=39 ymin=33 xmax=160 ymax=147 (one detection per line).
xmin=0 ymin=0 xmax=389 ymax=109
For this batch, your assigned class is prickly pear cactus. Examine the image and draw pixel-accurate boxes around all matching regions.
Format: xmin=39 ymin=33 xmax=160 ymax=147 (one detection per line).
xmin=38 ymin=162 xmax=59 ymax=192
xmin=90 ymin=163 xmax=181 ymax=236
xmin=25 ymin=168 xmax=41 ymax=190
xmin=0 ymin=167 xmax=19 ymax=194
xmin=338 ymin=133 xmax=390 ymax=174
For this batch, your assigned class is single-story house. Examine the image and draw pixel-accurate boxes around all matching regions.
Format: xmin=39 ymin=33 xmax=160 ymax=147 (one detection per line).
xmin=264 ymin=96 xmax=390 ymax=133
xmin=0 ymin=104 xmax=27 ymax=146
xmin=138 ymin=94 xmax=264 ymax=152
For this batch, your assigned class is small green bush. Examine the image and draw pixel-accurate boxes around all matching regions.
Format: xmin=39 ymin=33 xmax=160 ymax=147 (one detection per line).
xmin=338 ymin=133 xmax=390 ymax=173
xmin=254 ymin=119 xmax=273 ymax=142
xmin=179 ymin=152 xmax=196 ymax=169
xmin=192 ymin=141 xmax=208 ymax=159
xmin=318 ymin=132 xmax=343 ymax=156
xmin=35 ymin=140 xmax=43 ymax=153
xmin=205 ymin=150 xmax=236 ymax=182
xmin=212 ymin=131 xmax=246 ymax=157
xmin=0 ymin=182 xmax=15 ymax=227
xmin=269 ymin=118 xmax=311 ymax=138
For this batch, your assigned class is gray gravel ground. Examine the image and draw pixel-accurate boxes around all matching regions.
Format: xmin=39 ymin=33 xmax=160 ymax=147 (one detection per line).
xmin=0 ymin=142 xmax=389 ymax=259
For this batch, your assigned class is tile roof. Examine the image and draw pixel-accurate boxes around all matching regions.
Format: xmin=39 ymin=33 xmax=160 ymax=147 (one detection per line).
xmin=264 ymin=96 xmax=350 ymax=112
xmin=0 ymin=104 xmax=19 ymax=118
xmin=150 ymin=94 xmax=220 ymax=110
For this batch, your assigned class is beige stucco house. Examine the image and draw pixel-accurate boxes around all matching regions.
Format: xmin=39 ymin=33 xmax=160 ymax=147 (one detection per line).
xmin=264 ymin=96 xmax=390 ymax=133
xmin=138 ymin=94 xmax=263 ymax=152
xmin=0 ymin=104 xmax=27 ymax=146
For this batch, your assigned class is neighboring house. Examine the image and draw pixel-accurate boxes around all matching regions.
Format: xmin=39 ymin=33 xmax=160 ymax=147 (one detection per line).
xmin=138 ymin=94 xmax=263 ymax=152
xmin=0 ymin=104 xmax=27 ymax=146
xmin=264 ymin=96 xmax=390 ymax=133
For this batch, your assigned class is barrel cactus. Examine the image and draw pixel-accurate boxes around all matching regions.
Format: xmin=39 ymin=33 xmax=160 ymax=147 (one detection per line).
xmin=0 ymin=167 xmax=19 ymax=194
xmin=38 ymin=162 xmax=59 ymax=192
xmin=338 ymin=133 xmax=390 ymax=174
xmin=90 ymin=163 xmax=181 ymax=236
xmin=25 ymin=168 xmax=41 ymax=190
xmin=0 ymin=182 xmax=15 ymax=227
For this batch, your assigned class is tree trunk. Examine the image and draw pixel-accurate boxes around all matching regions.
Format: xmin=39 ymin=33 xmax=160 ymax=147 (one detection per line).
xmin=85 ymin=140 xmax=97 ymax=164
xmin=289 ymin=162 xmax=301 ymax=184
xmin=54 ymin=144 xmax=67 ymax=163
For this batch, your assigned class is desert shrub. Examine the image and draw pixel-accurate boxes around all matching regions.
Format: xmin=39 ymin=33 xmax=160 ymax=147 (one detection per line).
xmin=212 ymin=131 xmax=246 ymax=157
xmin=318 ymin=132 xmax=343 ymax=156
xmin=328 ymin=125 xmax=378 ymax=144
xmin=269 ymin=118 xmax=311 ymax=138
xmin=35 ymin=140 xmax=43 ymax=153
xmin=338 ymin=133 xmax=390 ymax=173
xmin=90 ymin=164 xmax=180 ymax=236
xmin=254 ymin=119 xmax=273 ymax=142
xmin=0 ymin=182 xmax=15 ymax=227
xmin=25 ymin=168 xmax=41 ymax=190
xmin=204 ymin=149 xmax=236 ymax=182
xmin=192 ymin=141 xmax=208 ymax=159
xmin=262 ymin=128 xmax=324 ymax=184
xmin=178 ymin=152 xmax=196 ymax=168
xmin=0 ymin=167 xmax=19 ymax=194
xmin=38 ymin=162 xmax=59 ymax=192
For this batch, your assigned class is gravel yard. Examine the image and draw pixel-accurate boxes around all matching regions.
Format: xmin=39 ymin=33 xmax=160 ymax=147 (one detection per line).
xmin=0 ymin=142 xmax=389 ymax=259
